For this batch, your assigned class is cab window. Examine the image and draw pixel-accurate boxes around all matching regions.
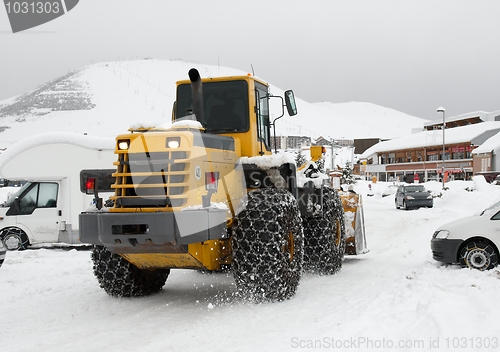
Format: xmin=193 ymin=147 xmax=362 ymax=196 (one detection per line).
xmin=176 ymin=80 xmax=249 ymax=133
xmin=255 ymin=82 xmax=271 ymax=150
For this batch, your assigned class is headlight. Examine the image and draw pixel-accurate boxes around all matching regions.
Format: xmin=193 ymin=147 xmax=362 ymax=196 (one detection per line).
xmin=118 ymin=139 xmax=130 ymax=150
xmin=166 ymin=137 xmax=181 ymax=149
xmin=433 ymin=230 xmax=449 ymax=239
xmin=405 ymin=195 xmax=415 ymax=200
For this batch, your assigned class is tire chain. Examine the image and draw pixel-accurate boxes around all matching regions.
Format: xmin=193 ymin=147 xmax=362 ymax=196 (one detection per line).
xmin=302 ymin=187 xmax=346 ymax=275
xmin=91 ymin=245 xmax=170 ymax=297
xmin=232 ymin=188 xmax=304 ymax=303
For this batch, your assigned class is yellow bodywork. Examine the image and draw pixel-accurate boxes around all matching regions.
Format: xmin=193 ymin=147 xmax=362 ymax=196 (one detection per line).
xmin=106 ymin=74 xmax=274 ymax=271
xmin=121 ymin=239 xmax=232 ymax=270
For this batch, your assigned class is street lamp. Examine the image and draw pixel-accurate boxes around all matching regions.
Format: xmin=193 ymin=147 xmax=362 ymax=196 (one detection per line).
xmin=437 ymin=107 xmax=446 ymax=189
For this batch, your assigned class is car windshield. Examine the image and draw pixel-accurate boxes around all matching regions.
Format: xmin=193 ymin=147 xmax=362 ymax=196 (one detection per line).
xmin=405 ymin=185 xmax=426 ymax=192
xmin=480 ymin=200 xmax=500 ymax=216
xmin=2 ymin=182 xmax=31 ymax=207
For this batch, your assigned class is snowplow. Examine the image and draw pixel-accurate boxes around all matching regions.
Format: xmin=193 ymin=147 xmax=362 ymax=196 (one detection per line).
xmin=303 ymin=146 xmax=367 ymax=256
xmin=79 ymin=68 xmax=365 ymax=302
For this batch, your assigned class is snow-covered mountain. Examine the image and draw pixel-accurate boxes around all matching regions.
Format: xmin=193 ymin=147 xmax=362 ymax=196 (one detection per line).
xmin=0 ymin=59 xmax=428 ymax=149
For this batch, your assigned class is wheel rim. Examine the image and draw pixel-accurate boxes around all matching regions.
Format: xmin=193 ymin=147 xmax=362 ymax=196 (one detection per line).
xmin=283 ymin=231 xmax=295 ymax=262
xmin=466 ymin=248 xmax=490 ymax=270
xmin=334 ymin=219 xmax=341 ymax=246
xmin=4 ymin=234 xmax=21 ymax=250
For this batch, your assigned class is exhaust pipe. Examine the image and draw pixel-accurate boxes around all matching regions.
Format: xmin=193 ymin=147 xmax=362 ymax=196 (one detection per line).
xmin=188 ymin=68 xmax=205 ymax=124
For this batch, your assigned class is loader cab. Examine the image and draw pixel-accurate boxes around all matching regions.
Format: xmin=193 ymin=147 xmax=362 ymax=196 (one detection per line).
xmin=174 ymin=74 xmax=296 ymax=157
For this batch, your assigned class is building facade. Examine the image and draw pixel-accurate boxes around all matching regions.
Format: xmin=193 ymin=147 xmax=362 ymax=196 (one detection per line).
xmin=361 ymin=120 xmax=500 ymax=182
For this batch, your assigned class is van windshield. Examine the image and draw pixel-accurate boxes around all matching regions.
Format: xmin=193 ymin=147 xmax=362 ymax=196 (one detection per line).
xmin=3 ymin=182 xmax=32 ymax=207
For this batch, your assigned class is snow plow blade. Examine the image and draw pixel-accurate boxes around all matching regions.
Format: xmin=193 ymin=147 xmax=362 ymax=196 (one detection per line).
xmin=340 ymin=193 xmax=368 ymax=255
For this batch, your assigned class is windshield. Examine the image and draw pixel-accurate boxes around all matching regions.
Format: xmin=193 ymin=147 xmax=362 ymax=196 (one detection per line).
xmin=405 ymin=185 xmax=426 ymax=192
xmin=176 ymin=80 xmax=249 ymax=133
xmin=480 ymin=200 xmax=500 ymax=216
xmin=3 ymin=182 xmax=32 ymax=207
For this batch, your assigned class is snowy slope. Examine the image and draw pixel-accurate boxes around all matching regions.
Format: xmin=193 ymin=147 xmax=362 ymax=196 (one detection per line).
xmin=1 ymin=180 xmax=500 ymax=352
xmin=0 ymin=59 xmax=428 ymax=149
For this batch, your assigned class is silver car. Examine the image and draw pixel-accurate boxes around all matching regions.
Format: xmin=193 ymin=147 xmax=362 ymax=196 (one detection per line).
xmin=395 ymin=184 xmax=433 ymax=210
xmin=431 ymin=201 xmax=500 ymax=270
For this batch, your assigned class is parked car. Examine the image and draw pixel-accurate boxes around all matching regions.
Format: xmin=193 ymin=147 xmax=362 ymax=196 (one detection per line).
xmin=0 ymin=240 xmax=5 ymax=267
xmin=431 ymin=201 xmax=500 ymax=270
xmin=395 ymin=184 xmax=433 ymax=209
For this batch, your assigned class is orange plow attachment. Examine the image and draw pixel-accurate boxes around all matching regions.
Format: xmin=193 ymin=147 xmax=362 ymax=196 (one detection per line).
xmin=340 ymin=192 xmax=368 ymax=255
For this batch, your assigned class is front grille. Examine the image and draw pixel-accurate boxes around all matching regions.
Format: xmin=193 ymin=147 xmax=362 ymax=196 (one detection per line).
xmin=112 ymin=151 xmax=189 ymax=208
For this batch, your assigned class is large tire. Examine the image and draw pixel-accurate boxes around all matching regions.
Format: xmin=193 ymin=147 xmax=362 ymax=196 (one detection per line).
xmin=302 ymin=187 xmax=346 ymax=275
xmin=232 ymin=188 xmax=304 ymax=303
xmin=0 ymin=227 xmax=30 ymax=251
xmin=91 ymin=245 xmax=170 ymax=297
xmin=459 ymin=240 xmax=499 ymax=271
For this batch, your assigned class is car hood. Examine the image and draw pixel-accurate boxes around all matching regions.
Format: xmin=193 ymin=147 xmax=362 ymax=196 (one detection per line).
xmin=436 ymin=214 xmax=483 ymax=232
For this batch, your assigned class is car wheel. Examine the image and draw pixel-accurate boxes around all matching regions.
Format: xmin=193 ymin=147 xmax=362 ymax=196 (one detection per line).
xmin=395 ymin=200 xmax=400 ymax=209
xmin=403 ymin=200 xmax=409 ymax=210
xmin=459 ymin=240 xmax=499 ymax=271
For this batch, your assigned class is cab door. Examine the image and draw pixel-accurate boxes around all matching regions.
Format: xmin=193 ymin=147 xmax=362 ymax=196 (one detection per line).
xmin=7 ymin=182 xmax=61 ymax=244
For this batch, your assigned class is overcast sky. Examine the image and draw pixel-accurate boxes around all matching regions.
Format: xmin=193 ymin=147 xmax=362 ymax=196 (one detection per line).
xmin=1 ymin=0 xmax=499 ymax=120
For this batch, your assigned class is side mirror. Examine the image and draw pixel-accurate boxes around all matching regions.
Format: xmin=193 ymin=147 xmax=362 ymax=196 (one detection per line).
xmin=284 ymin=90 xmax=297 ymax=116
xmin=12 ymin=197 xmax=20 ymax=211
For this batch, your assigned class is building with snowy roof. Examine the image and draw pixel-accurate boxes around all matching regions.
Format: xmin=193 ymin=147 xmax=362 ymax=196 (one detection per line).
xmin=360 ymin=121 xmax=500 ymax=182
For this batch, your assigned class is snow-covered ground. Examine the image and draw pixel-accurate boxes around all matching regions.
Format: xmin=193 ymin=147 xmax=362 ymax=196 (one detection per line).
xmin=1 ymin=179 xmax=500 ymax=351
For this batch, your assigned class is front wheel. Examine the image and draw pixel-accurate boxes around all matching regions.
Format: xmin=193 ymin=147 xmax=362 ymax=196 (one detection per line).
xmin=91 ymin=245 xmax=170 ymax=297
xmin=459 ymin=240 xmax=499 ymax=271
xmin=232 ymin=188 xmax=304 ymax=303
xmin=0 ymin=227 xmax=30 ymax=251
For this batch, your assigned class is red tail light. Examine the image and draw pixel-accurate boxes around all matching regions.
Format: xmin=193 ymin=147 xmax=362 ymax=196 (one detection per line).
xmin=86 ymin=177 xmax=96 ymax=194
xmin=205 ymin=172 xmax=219 ymax=191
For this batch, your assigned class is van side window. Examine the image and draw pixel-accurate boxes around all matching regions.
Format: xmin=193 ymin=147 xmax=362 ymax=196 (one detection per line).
xmin=37 ymin=183 xmax=58 ymax=208
xmin=8 ymin=182 xmax=58 ymax=216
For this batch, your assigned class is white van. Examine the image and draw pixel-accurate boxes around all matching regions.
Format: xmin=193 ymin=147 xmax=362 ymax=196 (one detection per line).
xmin=0 ymin=132 xmax=116 ymax=250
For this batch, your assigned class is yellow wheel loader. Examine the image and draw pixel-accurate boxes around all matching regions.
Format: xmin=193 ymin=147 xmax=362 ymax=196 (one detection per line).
xmin=80 ymin=68 xmax=366 ymax=302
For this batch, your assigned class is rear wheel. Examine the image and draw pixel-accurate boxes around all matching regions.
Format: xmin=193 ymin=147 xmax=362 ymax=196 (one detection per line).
xmin=232 ymin=188 xmax=304 ymax=303
xmin=91 ymin=245 xmax=170 ymax=297
xmin=459 ymin=240 xmax=499 ymax=271
xmin=303 ymin=187 xmax=346 ymax=275
xmin=0 ymin=227 xmax=29 ymax=251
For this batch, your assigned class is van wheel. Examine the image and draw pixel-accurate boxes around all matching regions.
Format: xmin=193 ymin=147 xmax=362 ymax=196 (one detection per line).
xmin=91 ymin=245 xmax=170 ymax=297
xmin=459 ymin=240 xmax=499 ymax=271
xmin=0 ymin=227 xmax=29 ymax=251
